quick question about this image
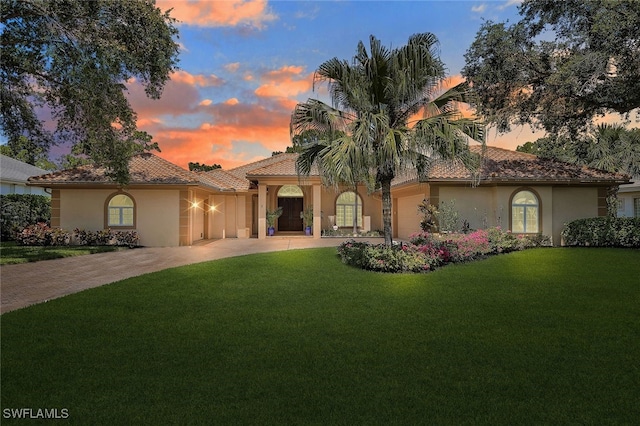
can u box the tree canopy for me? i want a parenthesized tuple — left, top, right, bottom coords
(1, 0, 180, 184)
(292, 33, 484, 246)
(516, 124, 640, 176)
(462, 0, 640, 136)
(188, 162, 222, 172)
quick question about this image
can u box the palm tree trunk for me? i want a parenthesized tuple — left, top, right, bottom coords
(381, 178, 393, 247)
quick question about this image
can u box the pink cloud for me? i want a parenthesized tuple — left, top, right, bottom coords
(171, 70, 224, 87)
(156, 0, 277, 29)
(254, 66, 313, 99)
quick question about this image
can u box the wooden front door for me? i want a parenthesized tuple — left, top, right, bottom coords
(278, 197, 303, 231)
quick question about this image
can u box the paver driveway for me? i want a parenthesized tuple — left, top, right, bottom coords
(1, 237, 380, 314)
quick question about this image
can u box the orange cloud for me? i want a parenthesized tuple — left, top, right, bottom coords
(156, 0, 277, 29)
(171, 70, 223, 87)
(254, 66, 313, 99)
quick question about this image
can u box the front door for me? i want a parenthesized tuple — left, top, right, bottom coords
(278, 197, 303, 231)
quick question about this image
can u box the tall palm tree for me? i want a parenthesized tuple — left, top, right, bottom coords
(291, 33, 485, 247)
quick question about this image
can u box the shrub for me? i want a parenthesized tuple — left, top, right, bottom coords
(15, 223, 71, 246)
(113, 230, 140, 248)
(0, 194, 51, 241)
(336, 240, 371, 269)
(339, 227, 553, 273)
(73, 229, 140, 247)
(562, 217, 640, 248)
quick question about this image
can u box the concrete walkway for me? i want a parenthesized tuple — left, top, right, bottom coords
(0, 237, 381, 314)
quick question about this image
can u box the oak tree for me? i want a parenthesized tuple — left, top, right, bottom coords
(1, 0, 180, 184)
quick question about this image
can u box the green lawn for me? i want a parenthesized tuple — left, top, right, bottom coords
(1, 247, 639, 424)
(0, 241, 124, 264)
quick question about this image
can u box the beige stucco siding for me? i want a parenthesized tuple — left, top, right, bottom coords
(59, 189, 110, 231)
(59, 188, 181, 247)
(438, 186, 502, 230)
(209, 194, 229, 238)
(191, 193, 205, 242)
(396, 194, 426, 239)
(552, 186, 598, 245)
(136, 189, 181, 247)
(437, 185, 554, 238)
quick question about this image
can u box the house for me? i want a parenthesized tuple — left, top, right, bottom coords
(0, 154, 50, 196)
(617, 177, 640, 218)
(27, 146, 630, 247)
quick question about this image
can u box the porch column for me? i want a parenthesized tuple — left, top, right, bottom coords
(312, 184, 321, 239)
(258, 183, 267, 239)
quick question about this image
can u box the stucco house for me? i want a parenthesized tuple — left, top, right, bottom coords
(0, 154, 50, 196)
(617, 177, 640, 218)
(27, 145, 630, 247)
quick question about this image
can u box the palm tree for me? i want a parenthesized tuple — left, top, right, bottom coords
(586, 124, 640, 176)
(291, 33, 485, 247)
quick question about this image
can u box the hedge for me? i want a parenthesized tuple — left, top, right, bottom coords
(0, 194, 51, 241)
(561, 217, 640, 248)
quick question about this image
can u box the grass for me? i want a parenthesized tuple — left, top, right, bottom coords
(1, 247, 639, 424)
(0, 241, 124, 264)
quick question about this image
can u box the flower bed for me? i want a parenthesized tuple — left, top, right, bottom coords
(337, 228, 552, 273)
(15, 223, 140, 248)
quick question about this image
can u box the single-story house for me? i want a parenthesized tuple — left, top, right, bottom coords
(27, 145, 630, 246)
(1, 154, 50, 196)
(617, 177, 640, 218)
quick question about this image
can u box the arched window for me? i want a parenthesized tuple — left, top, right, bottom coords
(336, 191, 362, 227)
(277, 185, 303, 197)
(106, 193, 135, 227)
(511, 190, 539, 233)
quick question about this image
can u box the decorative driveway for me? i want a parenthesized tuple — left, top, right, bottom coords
(0, 237, 381, 314)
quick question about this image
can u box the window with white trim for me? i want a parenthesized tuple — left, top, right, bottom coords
(511, 190, 539, 233)
(108, 194, 135, 227)
(336, 191, 362, 227)
(634, 198, 640, 218)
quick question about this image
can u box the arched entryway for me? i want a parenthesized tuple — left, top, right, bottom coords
(277, 185, 304, 231)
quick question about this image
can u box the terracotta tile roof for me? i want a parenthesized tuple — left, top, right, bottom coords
(198, 169, 252, 191)
(245, 155, 319, 177)
(28, 153, 215, 187)
(27, 146, 630, 191)
(425, 145, 630, 184)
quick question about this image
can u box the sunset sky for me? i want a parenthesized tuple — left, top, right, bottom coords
(119, 0, 540, 169)
(32, 0, 627, 170)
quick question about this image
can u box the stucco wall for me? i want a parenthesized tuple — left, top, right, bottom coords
(552, 186, 598, 245)
(438, 185, 555, 240)
(59, 188, 181, 247)
(396, 194, 426, 239)
(438, 186, 502, 230)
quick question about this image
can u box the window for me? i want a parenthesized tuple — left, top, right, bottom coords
(511, 190, 539, 233)
(107, 194, 135, 227)
(336, 191, 362, 227)
(277, 185, 303, 197)
(635, 198, 640, 218)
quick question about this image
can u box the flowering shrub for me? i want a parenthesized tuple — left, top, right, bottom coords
(73, 228, 140, 247)
(113, 230, 140, 247)
(339, 227, 552, 273)
(15, 223, 71, 246)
